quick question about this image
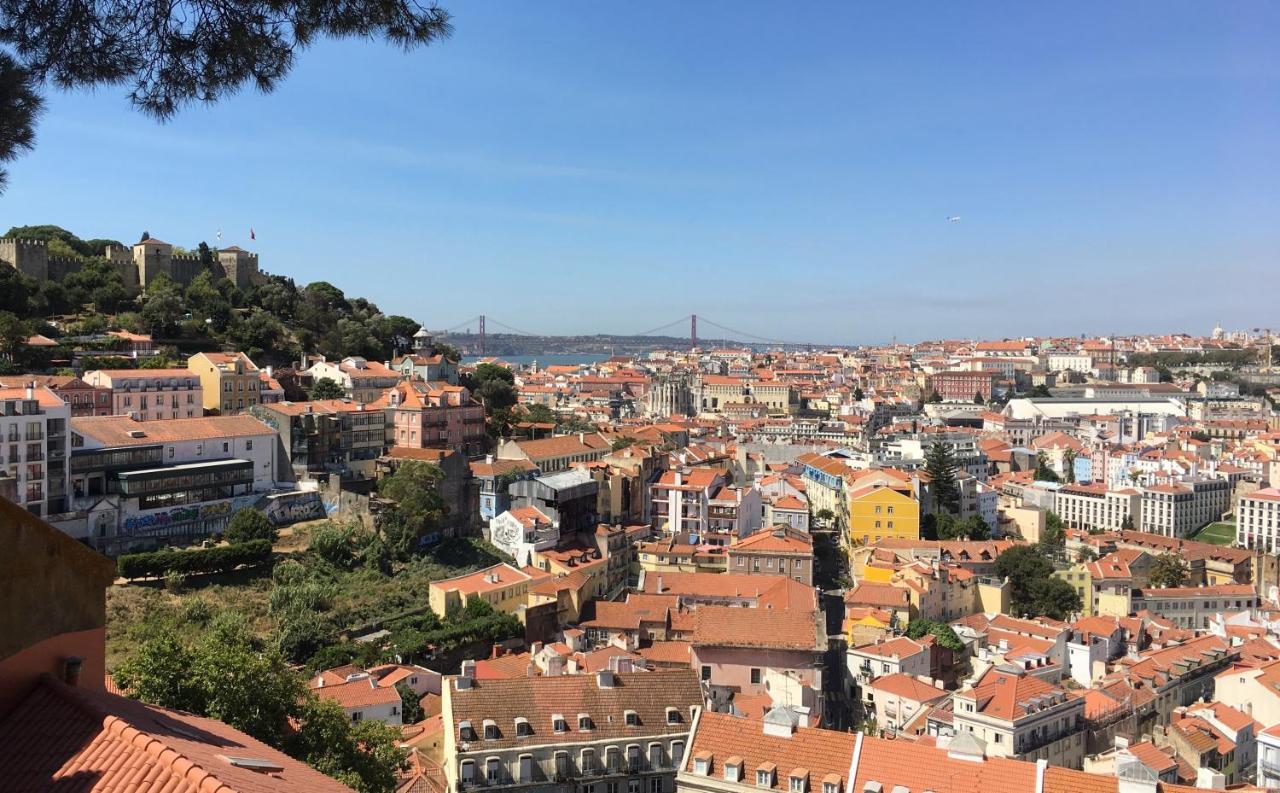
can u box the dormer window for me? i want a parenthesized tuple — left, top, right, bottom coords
(552, 714, 567, 733)
(666, 707, 681, 724)
(482, 719, 499, 740)
(724, 756, 744, 783)
(578, 713, 593, 731)
(514, 717, 532, 737)
(459, 720, 476, 741)
(694, 752, 712, 776)
(757, 763, 776, 788)
(821, 776, 840, 793)
(789, 770, 808, 793)
(625, 710, 640, 727)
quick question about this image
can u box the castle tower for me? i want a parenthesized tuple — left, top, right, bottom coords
(216, 246, 259, 290)
(0, 238, 49, 280)
(132, 238, 174, 288)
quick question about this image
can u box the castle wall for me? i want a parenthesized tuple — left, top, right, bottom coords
(0, 238, 49, 280)
(168, 254, 205, 287)
(46, 257, 83, 281)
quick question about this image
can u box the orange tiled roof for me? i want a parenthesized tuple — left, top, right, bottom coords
(72, 414, 272, 445)
(0, 673, 353, 792)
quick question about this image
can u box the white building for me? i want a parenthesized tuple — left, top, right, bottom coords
(0, 384, 71, 519)
(488, 504, 559, 565)
(68, 414, 279, 554)
(1237, 487, 1280, 553)
(1052, 484, 1140, 532)
(1139, 477, 1230, 538)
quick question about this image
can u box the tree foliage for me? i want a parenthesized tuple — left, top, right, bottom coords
(905, 619, 965, 652)
(924, 441, 960, 514)
(225, 507, 279, 544)
(993, 544, 1080, 620)
(310, 377, 347, 400)
(1148, 553, 1189, 588)
(117, 540, 273, 580)
(378, 460, 448, 558)
(114, 617, 405, 792)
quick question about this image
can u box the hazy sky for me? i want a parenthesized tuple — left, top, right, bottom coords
(4, 2, 1277, 345)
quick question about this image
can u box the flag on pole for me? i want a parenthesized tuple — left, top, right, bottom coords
(250, 228, 256, 241)
(216, 229, 222, 242)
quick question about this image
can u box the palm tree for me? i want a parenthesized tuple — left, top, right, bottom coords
(1063, 449, 1077, 484)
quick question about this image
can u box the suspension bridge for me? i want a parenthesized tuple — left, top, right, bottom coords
(435, 314, 816, 355)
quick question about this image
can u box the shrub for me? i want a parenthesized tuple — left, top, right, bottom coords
(225, 507, 278, 544)
(117, 540, 272, 580)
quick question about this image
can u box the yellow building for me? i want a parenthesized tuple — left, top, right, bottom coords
(1054, 563, 1093, 616)
(847, 483, 920, 546)
(427, 562, 547, 619)
(187, 351, 261, 415)
(636, 537, 728, 575)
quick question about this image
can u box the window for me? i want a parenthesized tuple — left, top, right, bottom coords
(648, 779, 661, 793)
(725, 763, 742, 783)
(789, 776, 806, 793)
(515, 718, 532, 737)
(553, 715, 568, 733)
(581, 749, 597, 774)
(757, 769, 774, 787)
(701, 665, 712, 681)
(461, 760, 475, 783)
(578, 714, 593, 731)
(750, 668, 761, 685)
(694, 757, 710, 776)
(351, 712, 362, 723)
(222, 442, 229, 453)
(666, 708, 680, 725)
(554, 752, 569, 779)
(887, 506, 894, 514)
(483, 720, 499, 740)
(606, 747, 620, 773)
(628, 781, 640, 793)
(823, 783, 839, 793)
(486, 758, 501, 784)
(671, 741, 684, 768)
(625, 710, 640, 727)
(246, 439, 253, 450)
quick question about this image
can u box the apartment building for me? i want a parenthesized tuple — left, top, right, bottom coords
(497, 433, 612, 474)
(187, 351, 262, 415)
(82, 368, 202, 421)
(847, 481, 919, 546)
(429, 562, 548, 618)
(725, 526, 813, 586)
(305, 356, 401, 403)
(846, 636, 933, 706)
(1130, 584, 1258, 630)
(443, 667, 701, 793)
(951, 667, 1085, 768)
(250, 399, 387, 481)
(705, 485, 762, 538)
(68, 414, 277, 553)
(1237, 486, 1280, 553)
(929, 370, 1000, 401)
(376, 379, 488, 456)
(0, 384, 71, 518)
(0, 374, 112, 417)
(1138, 477, 1230, 538)
(649, 468, 727, 536)
(1053, 484, 1140, 532)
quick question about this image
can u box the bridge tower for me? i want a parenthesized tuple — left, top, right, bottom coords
(691, 314, 697, 352)
(479, 315, 486, 357)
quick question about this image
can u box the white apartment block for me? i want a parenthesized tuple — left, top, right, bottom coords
(1052, 484, 1140, 532)
(1, 385, 72, 518)
(1139, 477, 1230, 538)
(1237, 487, 1280, 553)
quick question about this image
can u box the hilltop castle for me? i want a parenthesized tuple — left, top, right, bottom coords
(0, 235, 262, 290)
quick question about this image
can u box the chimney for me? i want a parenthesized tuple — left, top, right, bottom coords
(26, 385, 34, 399)
(63, 656, 82, 687)
(579, 432, 586, 444)
(656, 574, 664, 594)
(491, 644, 502, 660)
(315, 675, 325, 688)
(486, 454, 494, 464)
(531, 641, 544, 656)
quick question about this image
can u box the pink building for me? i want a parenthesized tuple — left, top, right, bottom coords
(372, 380, 487, 456)
(82, 368, 203, 421)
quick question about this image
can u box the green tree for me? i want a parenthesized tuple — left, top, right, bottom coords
(396, 682, 424, 724)
(0, 310, 32, 370)
(116, 619, 405, 792)
(1028, 384, 1053, 398)
(378, 461, 447, 557)
(225, 507, 279, 544)
(227, 308, 298, 366)
(994, 545, 1056, 617)
(140, 276, 186, 337)
(853, 386, 865, 401)
(974, 390, 985, 405)
(926, 389, 942, 403)
(1063, 449, 1078, 484)
(1040, 511, 1065, 547)
(463, 363, 518, 437)
(0, 3, 452, 192)
(1034, 451, 1060, 482)
(905, 619, 965, 652)
(924, 441, 960, 514)
(185, 270, 233, 330)
(523, 403, 557, 424)
(1120, 514, 1135, 530)
(815, 508, 834, 527)
(1028, 577, 1082, 620)
(310, 377, 347, 400)
(1148, 553, 1188, 588)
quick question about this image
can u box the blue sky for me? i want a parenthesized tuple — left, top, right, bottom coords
(3, 2, 1277, 345)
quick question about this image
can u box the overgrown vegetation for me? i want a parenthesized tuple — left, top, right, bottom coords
(117, 540, 273, 580)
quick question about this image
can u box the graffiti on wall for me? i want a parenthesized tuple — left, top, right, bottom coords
(123, 500, 231, 533)
(263, 491, 326, 526)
